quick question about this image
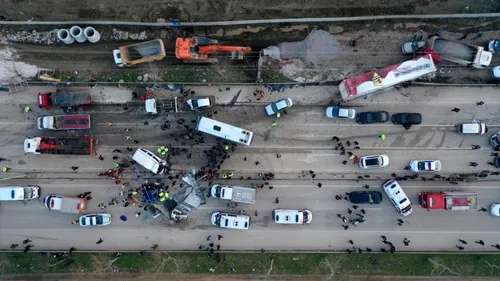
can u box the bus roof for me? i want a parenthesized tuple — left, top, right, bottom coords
(196, 117, 254, 146)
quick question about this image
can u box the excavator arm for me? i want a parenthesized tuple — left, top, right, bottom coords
(175, 37, 252, 62)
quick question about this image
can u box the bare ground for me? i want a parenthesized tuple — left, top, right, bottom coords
(3, 273, 500, 281)
(2, 18, 500, 84)
(0, 0, 499, 22)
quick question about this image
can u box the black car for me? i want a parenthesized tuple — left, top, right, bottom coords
(355, 111, 389, 124)
(348, 191, 383, 204)
(391, 113, 422, 125)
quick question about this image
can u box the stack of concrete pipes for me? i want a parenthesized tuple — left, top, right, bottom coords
(57, 26, 100, 44)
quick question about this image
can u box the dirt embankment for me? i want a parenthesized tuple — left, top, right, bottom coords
(0, 0, 499, 22)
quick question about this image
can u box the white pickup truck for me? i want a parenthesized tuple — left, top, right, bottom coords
(211, 184, 256, 204)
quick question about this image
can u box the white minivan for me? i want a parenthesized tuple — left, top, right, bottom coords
(382, 180, 412, 216)
(0, 186, 40, 201)
(132, 148, 168, 174)
(456, 122, 487, 135)
(211, 212, 250, 230)
(273, 209, 313, 224)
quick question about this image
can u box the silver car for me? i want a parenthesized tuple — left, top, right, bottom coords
(265, 98, 293, 116)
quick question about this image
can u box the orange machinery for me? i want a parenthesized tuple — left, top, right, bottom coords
(175, 37, 252, 63)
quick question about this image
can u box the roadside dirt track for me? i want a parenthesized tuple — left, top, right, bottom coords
(0, 0, 499, 22)
(4, 273, 499, 281)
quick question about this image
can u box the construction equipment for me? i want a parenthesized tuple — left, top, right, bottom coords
(175, 37, 251, 63)
(113, 39, 166, 67)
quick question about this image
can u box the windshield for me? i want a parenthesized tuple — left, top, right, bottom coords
(417, 162, 425, 170)
(95, 216, 103, 225)
(214, 214, 221, 226)
(214, 186, 221, 197)
(495, 40, 500, 51)
(23, 187, 33, 198)
(191, 100, 199, 108)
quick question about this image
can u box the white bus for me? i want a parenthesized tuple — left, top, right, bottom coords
(196, 117, 254, 146)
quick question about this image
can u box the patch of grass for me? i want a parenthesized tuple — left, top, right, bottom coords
(161, 66, 253, 83)
(259, 71, 294, 83)
(3, 252, 500, 277)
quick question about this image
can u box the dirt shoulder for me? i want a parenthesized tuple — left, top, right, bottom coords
(0, 0, 498, 22)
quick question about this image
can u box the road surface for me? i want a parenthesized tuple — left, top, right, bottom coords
(0, 85, 499, 252)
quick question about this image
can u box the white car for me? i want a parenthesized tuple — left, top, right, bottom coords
(325, 106, 355, 119)
(409, 160, 442, 172)
(211, 212, 249, 230)
(491, 204, 500, 216)
(112, 49, 124, 67)
(265, 98, 293, 116)
(492, 66, 500, 79)
(359, 154, 389, 169)
(185, 97, 213, 111)
(79, 213, 111, 227)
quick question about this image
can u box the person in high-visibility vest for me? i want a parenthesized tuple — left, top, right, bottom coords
(165, 192, 170, 198)
(224, 145, 229, 151)
(349, 154, 355, 160)
(380, 134, 386, 141)
(24, 106, 31, 113)
(114, 163, 121, 168)
(159, 192, 164, 198)
(157, 147, 163, 154)
(2, 166, 9, 172)
(276, 112, 281, 118)
(159, 196, 166, 202)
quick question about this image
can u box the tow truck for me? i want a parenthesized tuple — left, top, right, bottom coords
(24, 136, 97, 155)
(145, 96, 215, 115)
(419, 191, 478, 210)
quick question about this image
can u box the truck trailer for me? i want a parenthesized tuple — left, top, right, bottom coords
(38, 88, 91, 109)
(418, 191, 478, 210)
(339, 54, 437, 101)
(24, 136, 97, 155)
(37, 114, 91, 130)
(210, 184, 256, 204)
(113, 39, 166, 67)
(427, 36, 492, 69)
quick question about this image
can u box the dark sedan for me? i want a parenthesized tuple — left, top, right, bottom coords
(348, 191, 383, 204)
(391, 113, 422, 125)
(356, 111, 389, 124)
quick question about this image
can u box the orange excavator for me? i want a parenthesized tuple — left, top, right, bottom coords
(175, 37, 252, 63)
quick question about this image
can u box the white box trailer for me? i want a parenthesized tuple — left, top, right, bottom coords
(339, 54, 437, 101)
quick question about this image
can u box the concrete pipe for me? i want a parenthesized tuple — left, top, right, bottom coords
(84, 26, 101, 43)
(57, 29, 75, 44)
(70, 26, 87, 43)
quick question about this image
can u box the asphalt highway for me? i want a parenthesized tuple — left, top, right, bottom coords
(0, 85, 499, 252)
